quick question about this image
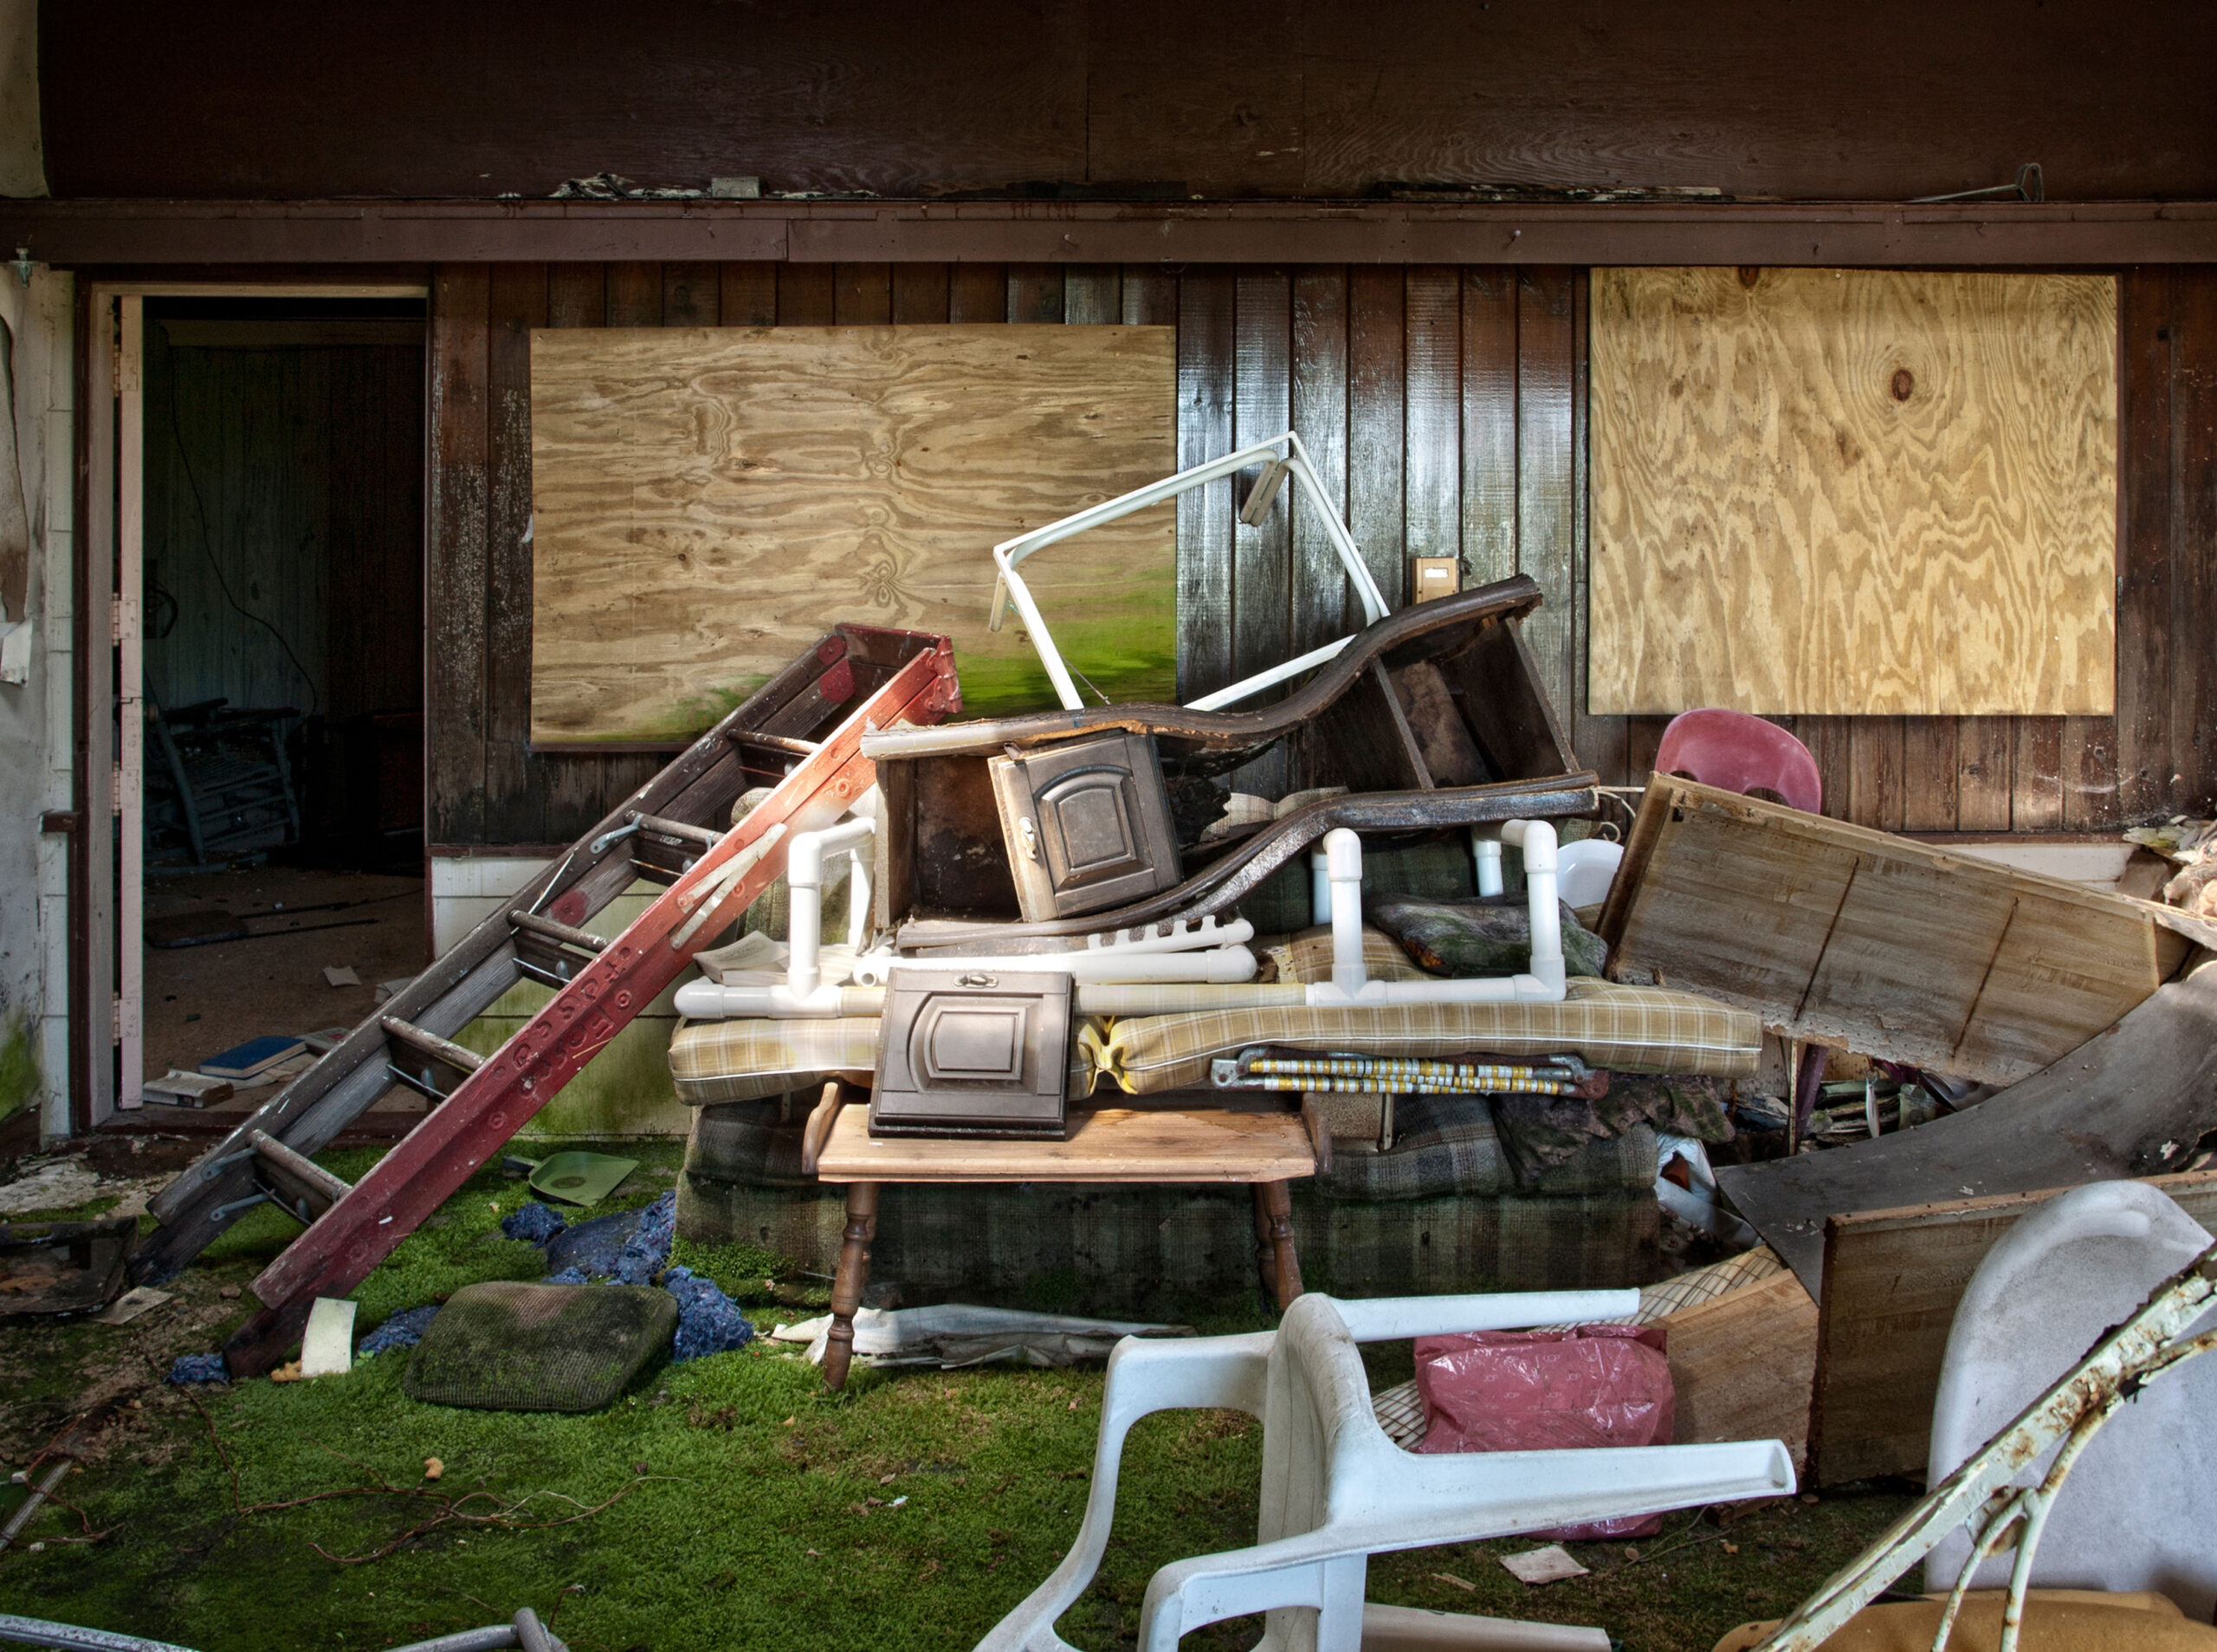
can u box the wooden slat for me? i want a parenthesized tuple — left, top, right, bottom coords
(1404, 266, 1460, 581)
(1231, 268, 1292, 792)
(813, 1103, 1317, 1184)
(2062, 714, 2120, 830)
(1847, 717, 1904, 831)
(2011, 715, 2065, 830)
(2116, 267, 2174, 822)
(1289, 267, 1352, 656)
(1063, 266, 1121, 324)
(1177, 269, 1236, 701)
(1459, 269, 1519, 589)
(1565, 269, 1621, 784)
(1810, 1168, 2217, 1486)
(1955, 715, 2013, 830)
(890, 264, 952, 326)
(834, 262, 891, 325)
(1605, 778, 2193, 1085)
(776, 263, 836, 326)
(605, 261, 662, 326)
(427, 265, 491, 843)
(530, 326, 1177, 741)
(718, 262, 778, 327)
(2174, 268, 2217, 817)
(1120, 267, 1177, 328)
(1516, 268, 1578, 728)
(1790, 716, 1853, 820)
(1590, 269, 2118, 719)
(1007, 264, 1064, 324)
(482, 262, 546, 843)
(949, 264, 1008, 324)
(661, 262, 718, 327)
(540, 266, 611, 834)
(1348, 267, 1406, 639)
(1659, 1270, 1819, 1465)
(1900, 716, 1960, 831)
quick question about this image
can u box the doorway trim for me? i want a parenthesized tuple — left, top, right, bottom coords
(79, 280, 429, 1129)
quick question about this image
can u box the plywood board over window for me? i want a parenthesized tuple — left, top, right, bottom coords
(529, 325, 1176, 746)
(1588, 268, 2117, 718)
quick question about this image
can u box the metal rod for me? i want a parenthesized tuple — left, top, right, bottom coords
(379, 1016, 486, 1073)
(630, 810, 722, 848)
(507, 910, 609, 955)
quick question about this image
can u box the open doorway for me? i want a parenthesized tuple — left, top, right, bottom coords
(131, 294, 428, 1113)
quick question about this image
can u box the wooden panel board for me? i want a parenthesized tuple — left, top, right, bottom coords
(1659, 1270, 1819, 1467)
(529, 324, 1176, 744)
(1589, 268, 2117, 718)
(1600, 778, 2192, 1084)
(1809, 1168, 2217, 1486)
(813, 1102, 1316, 1184)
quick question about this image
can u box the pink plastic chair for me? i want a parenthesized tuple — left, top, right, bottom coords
(1651, 708, 1823, 815)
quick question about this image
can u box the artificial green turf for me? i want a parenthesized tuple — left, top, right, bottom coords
(0, 1141, 1911, 1650)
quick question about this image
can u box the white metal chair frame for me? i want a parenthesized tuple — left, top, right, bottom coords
(977, 1288, 1797, 1652)
(987, 432, 1393, 714)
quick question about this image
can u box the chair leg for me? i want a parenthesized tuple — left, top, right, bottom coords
(823, 1180, 879, 1392)
(1253, 1181, 1303, 1310)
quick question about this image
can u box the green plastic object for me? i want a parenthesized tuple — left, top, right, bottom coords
(525, 1151, 639, 1208)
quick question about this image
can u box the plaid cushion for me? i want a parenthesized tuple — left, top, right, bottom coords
(1090, 978, 1760, 1095)
(667, 1016, 881, 1106)
(1314, 1094, 1658, 1202)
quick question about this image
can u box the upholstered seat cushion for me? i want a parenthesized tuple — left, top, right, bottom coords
(1089, 978, 1761, 1095)
(669, 1016, 879, 1107)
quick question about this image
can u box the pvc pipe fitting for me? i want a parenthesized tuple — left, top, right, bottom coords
(1471, 832, 1504, 898)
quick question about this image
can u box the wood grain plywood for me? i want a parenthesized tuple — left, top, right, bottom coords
(1809, 1169, 2217, 1486)
(1590, 268, 2117, 717)
(529, 324, 1175, 745)
(1602, 779, 2189, 1084)
(813, 1103, 1315, 1184)
(1659, 1270, 1819, 1465)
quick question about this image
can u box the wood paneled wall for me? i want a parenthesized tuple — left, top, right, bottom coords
(426, 261, 2217, 848)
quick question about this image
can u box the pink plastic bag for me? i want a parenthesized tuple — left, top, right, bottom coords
(1414, 1324, 1675, 1539)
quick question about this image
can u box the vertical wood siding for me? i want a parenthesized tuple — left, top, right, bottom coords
(426, 262, 2217, 846)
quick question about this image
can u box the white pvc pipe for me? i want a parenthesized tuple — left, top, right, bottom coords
(673, 979, 885, 1019)
(850, 945, 1257, 988)
(1185, 636, 1356, 713)
(1302, 820, 1565, 1008)
(1331, 1288, 1639, 1342)
(1472, 833, 1504, 898)
(1309, 847, 1332, 926)
(788, 816, 878, 997)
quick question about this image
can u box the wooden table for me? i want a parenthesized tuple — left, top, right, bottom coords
(801, 1085, 1325, 1389)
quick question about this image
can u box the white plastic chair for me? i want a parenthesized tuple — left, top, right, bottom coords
(978, 1289, 1797, 1652)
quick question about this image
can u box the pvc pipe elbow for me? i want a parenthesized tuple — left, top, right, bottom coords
(1324, 828, 1364, 883)
(1499, 818, 1557, 874)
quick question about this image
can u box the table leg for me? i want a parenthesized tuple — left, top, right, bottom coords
(1253, 1181, 1303, 1311)
(823, 1181, 879, 1392)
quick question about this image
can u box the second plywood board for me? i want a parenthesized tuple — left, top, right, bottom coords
(530, 326, 1176, 745)
(1589, 268, 2117, 716)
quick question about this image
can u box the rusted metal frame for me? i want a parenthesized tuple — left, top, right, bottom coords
(1744, 1243, 2217, 1652)
(11, 199, 2217, 268)
(131, 628, 928, 1285)
(222, 642, 958, 1376)
(896, 774, 1600, 950)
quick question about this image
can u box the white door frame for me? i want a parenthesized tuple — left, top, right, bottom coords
(82, 281, 428, 1126)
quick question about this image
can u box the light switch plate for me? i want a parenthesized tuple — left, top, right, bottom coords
(1412, 558, 1461, 603)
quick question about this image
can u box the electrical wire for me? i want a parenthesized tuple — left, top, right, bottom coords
(164, 364, 321, 715)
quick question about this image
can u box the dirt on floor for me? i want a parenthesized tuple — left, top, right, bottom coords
(139, 864, 428, 1114)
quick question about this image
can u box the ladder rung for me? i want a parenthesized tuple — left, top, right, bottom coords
(379, 1015, 485, 1073)
(248, 1130, 352, 1222)
(730, 732, 821, 758)
(508, 909, 609, 953)
(630, 810, 722, 848)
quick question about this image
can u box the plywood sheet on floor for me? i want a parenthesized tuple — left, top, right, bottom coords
(1807, 1168, 2217, 1486)
(529, 324, 1176, 744)
(1600, 778, 2192, 1087)
(1589, 268, 2117, 716)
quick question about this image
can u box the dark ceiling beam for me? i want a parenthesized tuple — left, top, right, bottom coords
(7, 200, 2217, 269)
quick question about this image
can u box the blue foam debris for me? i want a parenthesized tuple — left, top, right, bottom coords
(663, 1265, 754, 1362)
(500, 1201, 569, 1246)
(614, 1191, 676, 1286)
(359, 1304, 442, 1355)
(167, 1353, 229, 1385)
(542, 1267, 590, 1286)
(543, 1205, 642, 1279)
